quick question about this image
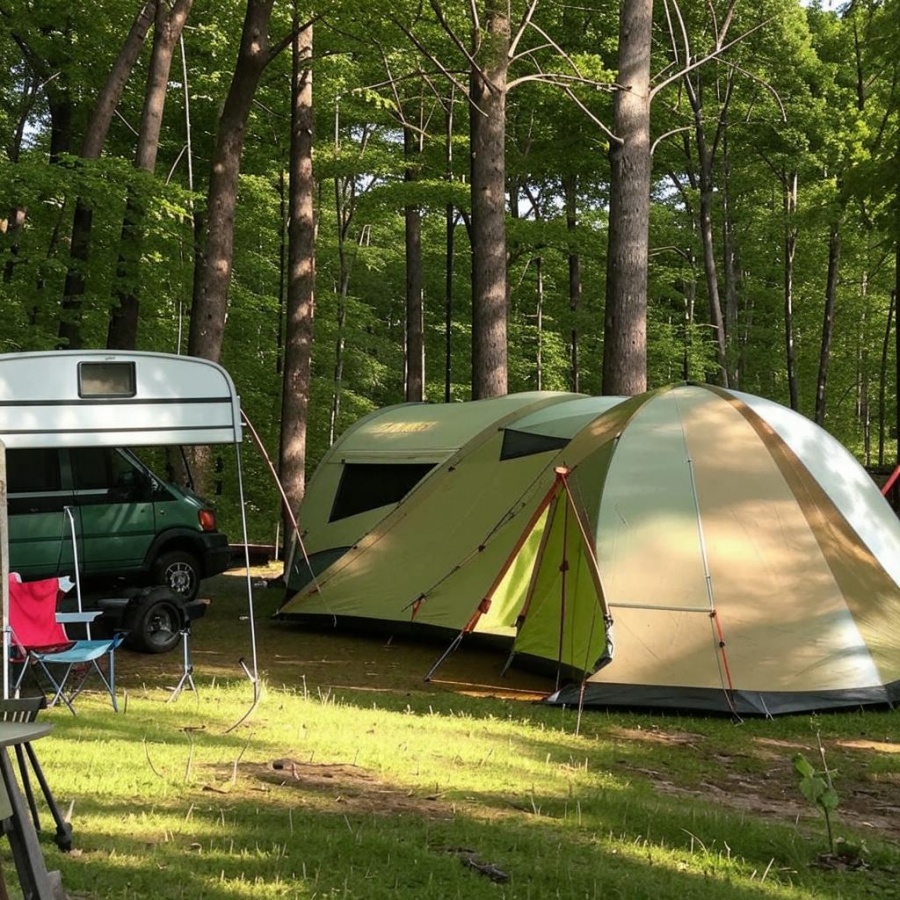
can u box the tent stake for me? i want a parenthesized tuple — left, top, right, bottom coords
(423, 631, 465, 682)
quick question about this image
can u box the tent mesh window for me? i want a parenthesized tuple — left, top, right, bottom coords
(329, 463, 436, 521)
(500, 429, 570, 460)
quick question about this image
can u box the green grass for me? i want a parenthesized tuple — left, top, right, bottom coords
(11, 681, 898, 899)
(5, 568, 899, 898)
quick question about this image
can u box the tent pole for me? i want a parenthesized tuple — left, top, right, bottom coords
(554, 497, 570, 691)
(685, 452, 737, 712)
(473, 471, 566, 623)
(575, 679, 587, 737)
(240, 410, 315, 589)
(64, 506, 87, 631)
(1, 442, 8, 700)
(558, 473, 614, 632)
(224, 438, 261, 734)
(237, 443, 258, 684)
(423, 630, 465, 682)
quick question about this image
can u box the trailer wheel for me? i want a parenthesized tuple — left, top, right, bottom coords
(125, 590, 183, 654)
(154, 549, 201, 601)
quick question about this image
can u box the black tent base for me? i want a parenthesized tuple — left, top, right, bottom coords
(546, 680, 900, 718)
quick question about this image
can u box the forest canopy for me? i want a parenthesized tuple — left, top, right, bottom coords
(1, 0, 898, 543)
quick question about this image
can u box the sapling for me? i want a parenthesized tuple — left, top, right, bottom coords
(792, 729, 870, 864)
(793, 748, 839, 855)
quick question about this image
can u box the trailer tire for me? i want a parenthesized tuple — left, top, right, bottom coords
(125, 590, 184, 654)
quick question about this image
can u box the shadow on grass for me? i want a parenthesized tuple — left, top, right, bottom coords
(40, 752, 900, 900)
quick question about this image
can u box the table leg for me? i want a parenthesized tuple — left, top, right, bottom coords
(0, 747, 55, 900)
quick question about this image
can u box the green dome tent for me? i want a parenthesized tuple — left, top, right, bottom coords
(278, 384, 900, 715)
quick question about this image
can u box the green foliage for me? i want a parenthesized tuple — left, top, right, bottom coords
(793, 738, 840, 855)
(2, 0, 900, 542)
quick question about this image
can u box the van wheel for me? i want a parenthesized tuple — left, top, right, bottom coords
(126, 593, 183, 654)
(154, 550, 201, 601)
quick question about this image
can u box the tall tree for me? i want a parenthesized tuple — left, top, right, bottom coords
(403, 120, 425, 401)
(468, 0, 510, 398)
(107, 0, 193, 349)
(188, 0, 296, 364)
(279, 20, 315, 544)
(57, 0, 157, 349)
(602, 0, 652, 396)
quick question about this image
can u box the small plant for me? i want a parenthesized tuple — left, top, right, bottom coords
(793, 733, 867, 869)
(793, 743, 839, 855)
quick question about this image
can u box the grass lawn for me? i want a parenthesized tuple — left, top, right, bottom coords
(6, 566, 899, 899)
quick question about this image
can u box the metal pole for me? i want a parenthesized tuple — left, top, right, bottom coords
(1, 440, 9, 700)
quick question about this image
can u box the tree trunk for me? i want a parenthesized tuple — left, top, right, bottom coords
(602, 0, 652, 396)
(57, 0, 157, 350)
(108, 0, 193, 350)
(858, 270, 870, 465)
(783, 170, 799, 411)
(535, 255, 544, 390)
(564, 174, 581, 393)
(443, 95, 456, 403)
(188, 0, 281, 364)
(469, 1, 510, 399)
(721, 128, 740, 387)
(279, 21, 315, 547)
(815, 221, 841, 426)
(329, 174, 353, 445)
(404, 125, 425, 401)
(878, 288, 894, 468)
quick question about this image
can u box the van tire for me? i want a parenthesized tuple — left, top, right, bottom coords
(154, 549, 201, 600)
(126, 592, 183, 654)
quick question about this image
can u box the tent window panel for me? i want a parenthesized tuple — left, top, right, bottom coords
(500, 429, 570, 460)
(329, 463, 436, 522)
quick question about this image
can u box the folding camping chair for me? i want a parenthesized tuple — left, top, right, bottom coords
(7, 575, 123, 715)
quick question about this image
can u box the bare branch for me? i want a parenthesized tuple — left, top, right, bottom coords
(517, 18, 585, 79)
(661, 0, 690, 70)
(509, 0, 539, 60)
(651, 125, 694, 156)
(507, 71, 617, 92)
(561, 84, 620, 143)
(428, 0, 482, 75)
(650, 19, 771, 100)
(390, 15, 471, 100)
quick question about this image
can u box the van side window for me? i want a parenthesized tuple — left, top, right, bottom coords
(6, 448, 61, 493)
(72, 445, 147, 493)
(70, 447, 114, 491)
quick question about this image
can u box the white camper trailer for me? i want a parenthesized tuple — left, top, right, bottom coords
(0, 351, 258, 699)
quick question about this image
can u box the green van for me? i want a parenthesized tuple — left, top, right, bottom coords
(6, 444, 230, 632)
(0, 349, 246, 655)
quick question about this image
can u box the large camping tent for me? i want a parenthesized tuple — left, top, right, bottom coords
(278, 384, 900, 715)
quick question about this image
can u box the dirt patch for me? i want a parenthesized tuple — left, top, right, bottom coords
(233, 759, 453, 820)
(609, 725, 900, 844)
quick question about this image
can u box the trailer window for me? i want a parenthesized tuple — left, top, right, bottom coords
(78, 361, 136, 398)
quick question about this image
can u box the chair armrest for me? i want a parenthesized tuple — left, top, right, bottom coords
(55, 611, 104, 624)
